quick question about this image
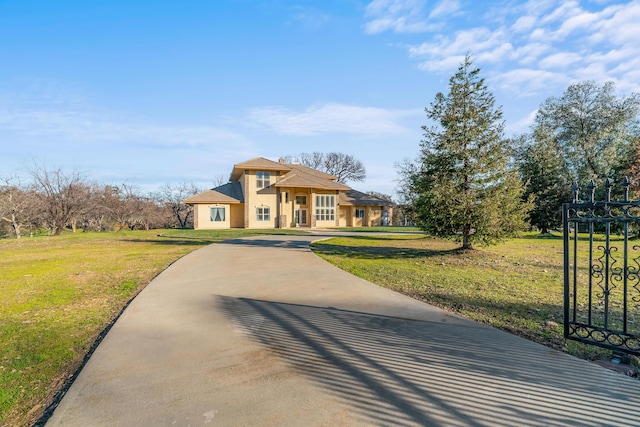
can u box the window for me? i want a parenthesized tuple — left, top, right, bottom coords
(256, 171, 270, 189)
(295, 195, 307, 205)
(210, 207, 225, 222)
(256, 206, 270, 222)
(355, 209, 365, 219)
(282, 191, 289, 203)
(315, 195, 335, 221)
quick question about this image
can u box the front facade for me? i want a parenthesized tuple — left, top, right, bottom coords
(184, 157, 394, 230)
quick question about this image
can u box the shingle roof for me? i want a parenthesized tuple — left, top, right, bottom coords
(338, 189, 395, 206)
(275, 169, 350, 190)
(230, 157, 291, 180)
(286, 163, 337, 180)
(183, 182, 244, 204)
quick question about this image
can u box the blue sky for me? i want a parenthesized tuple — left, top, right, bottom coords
(1, 0, 639, 196)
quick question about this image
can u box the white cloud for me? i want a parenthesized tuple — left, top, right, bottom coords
(363, 0, 463, 34)
(364, 0, 430, 34)
(409, 27, 514, 71)
(429, 0, 461, 19)
(247, 103, 415, 136)
(538, 51, 583, 69)
(512, 15, 537, 33)
(0, 105, 245, 147)
(495, 68, 569, 97)
(506, 108, 538, 134)
(0, 83, 250, 149)
(588, 1, 640, 45)
(377, 0, 640, 101)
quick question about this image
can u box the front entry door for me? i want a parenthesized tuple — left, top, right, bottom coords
(294, 209, 308, 226)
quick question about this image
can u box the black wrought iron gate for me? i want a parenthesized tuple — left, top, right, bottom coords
(563, 179, 640, 355)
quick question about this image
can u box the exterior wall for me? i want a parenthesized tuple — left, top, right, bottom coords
(368, 207, 382, 227)
(277, 190, 292, 228)
(230, 204, 245, 228)
(243, 171, 249, 228)
(245, 170, 278, 228)
(193, 204, 232, 230)
(339, 205, 389, 227)
(338, 206, 348, 227)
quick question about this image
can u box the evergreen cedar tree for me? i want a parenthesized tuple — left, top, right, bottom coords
(412, 55, 530, 249)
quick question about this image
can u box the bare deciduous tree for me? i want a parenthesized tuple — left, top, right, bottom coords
(159, 182, 201, 228)
(212, 173, 228, 187)
(28, 163, 89, 235)
(285, 152, 366, 184)
(0, 176, 37, 239)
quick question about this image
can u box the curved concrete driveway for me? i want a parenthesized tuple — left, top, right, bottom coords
(46, 234, 640, 426)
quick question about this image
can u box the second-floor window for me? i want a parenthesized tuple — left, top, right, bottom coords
(256, 171, 270, 189)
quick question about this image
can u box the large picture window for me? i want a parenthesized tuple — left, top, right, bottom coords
(256, 171, 270, 189)
(210, 207, 225, 222)
(315, 195, 335, 221)
(256, 206, 271, 222)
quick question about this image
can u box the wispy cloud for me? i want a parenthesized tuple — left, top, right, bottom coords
(247, 103, 416, 136)
(429, 0, 462, 19)
(0, 81, 249, 148)
(364, 0, 640, 97)
(364, 0, 432, 34)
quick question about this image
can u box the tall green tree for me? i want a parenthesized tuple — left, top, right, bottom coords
(516, 131, 572, 234)
(534, 81, 640, 185)
(412, 55, 529, 249)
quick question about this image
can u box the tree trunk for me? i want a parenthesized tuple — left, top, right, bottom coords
(462, 225, 472, 249)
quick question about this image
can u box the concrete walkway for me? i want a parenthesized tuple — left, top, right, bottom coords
(45, 234, 640, 426)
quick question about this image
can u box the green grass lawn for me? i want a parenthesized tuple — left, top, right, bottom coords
(2, 228, 631, 425)
(311, 233, 615, 362)
(0, 228, 305, 427)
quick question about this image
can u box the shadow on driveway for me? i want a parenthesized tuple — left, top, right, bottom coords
(217, 296, 640, 427)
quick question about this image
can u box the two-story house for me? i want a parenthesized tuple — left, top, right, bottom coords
(183, 157, 394, 229)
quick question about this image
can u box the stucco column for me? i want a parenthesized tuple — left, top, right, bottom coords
(310, 191, 316, 228)
(335, 190, 339, 226)
(243, 171, 250, 229)
(276, 190, 281, 228)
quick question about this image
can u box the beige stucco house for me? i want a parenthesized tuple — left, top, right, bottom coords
(183, 157, 394, 230)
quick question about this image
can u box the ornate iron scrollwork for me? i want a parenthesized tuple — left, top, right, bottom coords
(564, 178, 640, 355)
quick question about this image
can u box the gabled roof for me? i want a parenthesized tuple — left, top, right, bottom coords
(229, 157, 291, 180)
(183, 182, 244, 204)
(275, 169, 350, 190)
(338, 189, 395, 206)
(286, 163, 337, 181)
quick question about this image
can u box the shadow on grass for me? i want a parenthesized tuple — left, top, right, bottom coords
(312, 242, 464, 260)
(123, 238, 217, 246)
(409, 290, 565, 345)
